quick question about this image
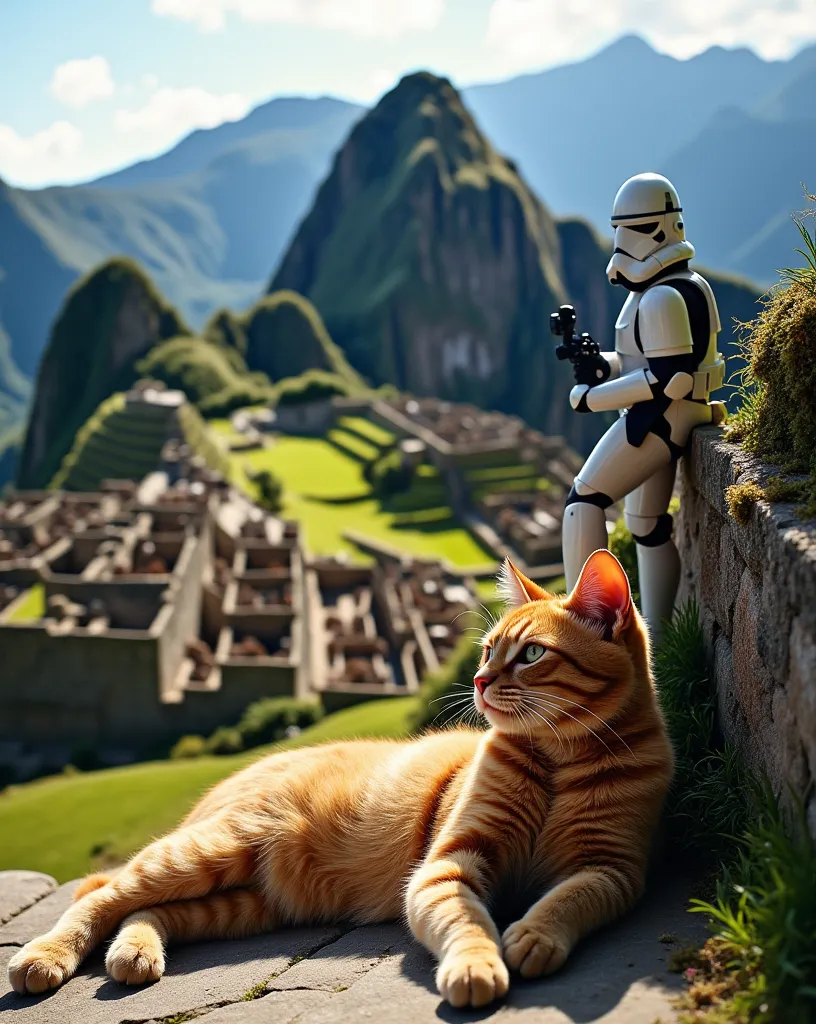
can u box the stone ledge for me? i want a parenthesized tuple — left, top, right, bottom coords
(0, 869, 703, 1023)
(678, 425, 816, 830)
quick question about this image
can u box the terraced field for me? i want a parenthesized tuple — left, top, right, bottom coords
(52, 393, 228, 490)
(221, 427, 493, 567)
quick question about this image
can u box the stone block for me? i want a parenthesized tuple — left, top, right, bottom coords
(0, 880, 79, 946)
(713, 520, 745, 639)
(730, 569, 776, 776)
(712, 635, 740, 749)
(0, 872, 56, 926)
(788, 614, 816, 785)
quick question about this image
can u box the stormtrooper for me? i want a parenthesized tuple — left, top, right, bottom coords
(560, 172, 725, 634)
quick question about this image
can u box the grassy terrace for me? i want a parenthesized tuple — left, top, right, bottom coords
(211, 419, 493, 567)
(0, 698, 419, 882)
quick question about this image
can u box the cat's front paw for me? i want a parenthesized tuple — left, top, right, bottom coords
(502, 920, 570, 978)
(436, 945, 509, 1008)
(7, 939, 78, 994)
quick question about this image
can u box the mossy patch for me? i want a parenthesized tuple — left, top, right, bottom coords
(724, 481, 765, 526)
(727, 203, 816, 517)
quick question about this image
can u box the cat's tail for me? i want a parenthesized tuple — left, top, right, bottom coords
(105, 888, 277, 985)
(73, 873, 115, 901)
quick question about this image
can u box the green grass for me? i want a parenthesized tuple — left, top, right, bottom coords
(230, 435, 493, 566)
(4, 584, 45, 623)
(0, 697, 419, 882)
(326, 426, 380, 462)
(335, 415, 395, 448)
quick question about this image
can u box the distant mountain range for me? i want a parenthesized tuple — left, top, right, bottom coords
(3, 34, 812, 474)
(19, 73, 761, 488)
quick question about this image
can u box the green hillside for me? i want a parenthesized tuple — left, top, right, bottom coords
(0, 697, 417, 882)
(244, 290, 365, 387)
(52, 392, 228, 492)
(17, 258, 188, 489)
(138, 335, 275, 417)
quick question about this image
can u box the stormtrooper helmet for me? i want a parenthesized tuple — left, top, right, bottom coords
(606, 173, 694, 288)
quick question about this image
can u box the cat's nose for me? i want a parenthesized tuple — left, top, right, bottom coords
(474, 670, 497, 694)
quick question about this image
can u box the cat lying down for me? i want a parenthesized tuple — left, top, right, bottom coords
(8, 551, 673, 1008)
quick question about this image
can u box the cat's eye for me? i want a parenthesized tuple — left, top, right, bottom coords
(483, 646, 492, 660)
(522, 643, 546, 664)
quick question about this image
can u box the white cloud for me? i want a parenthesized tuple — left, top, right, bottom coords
(50, 56, 115, 108)
(151, 0, 444, 37)
(0, 121, 83, 185)
(487, 0, 816, 72)
(114, 86, 251, 148)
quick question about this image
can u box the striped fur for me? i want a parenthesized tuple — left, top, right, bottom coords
(8, 552, 672, 1009)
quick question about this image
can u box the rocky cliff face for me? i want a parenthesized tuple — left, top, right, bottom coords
(269, 73, 584, 441)
(18, 258, 187, 488)
(269, 73, 757, 454)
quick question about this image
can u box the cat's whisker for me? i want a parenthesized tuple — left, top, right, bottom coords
(522, 695, 626, 765)
(537, 692, 640, 763)
(517, 700, 565, 752)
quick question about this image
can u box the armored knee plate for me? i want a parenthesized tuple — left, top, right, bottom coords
(627, 512, 674, 547)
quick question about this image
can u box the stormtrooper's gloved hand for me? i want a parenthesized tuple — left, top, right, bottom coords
(573, 353, 612, 387)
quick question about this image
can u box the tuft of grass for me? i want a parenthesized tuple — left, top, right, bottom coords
(655, 602, 751, 861)
(656, 605, 816, 1022)
(678, 784, 816, 1024)
(724, 481, 764, 526)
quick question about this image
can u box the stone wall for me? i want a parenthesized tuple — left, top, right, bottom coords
(676, 425, 816, 832)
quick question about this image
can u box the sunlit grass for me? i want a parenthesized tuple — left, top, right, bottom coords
(0, 698, 419, 882)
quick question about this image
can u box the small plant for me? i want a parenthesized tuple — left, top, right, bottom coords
(254, 468, 283, 512)
(236, 697, 322, 749)
(169, 734, 207, 759)
(204, 726, 244, 756)
(724, 481, 764, 526)
(778, 190, 816, 295)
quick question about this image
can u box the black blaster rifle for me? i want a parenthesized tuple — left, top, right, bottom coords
(549, 304, 609, 386)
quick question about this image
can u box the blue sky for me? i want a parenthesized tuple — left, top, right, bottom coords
(2, 0, 816, 188)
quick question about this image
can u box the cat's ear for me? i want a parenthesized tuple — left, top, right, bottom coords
(564, 549, 632, 640)
(497, 558, 550, 608)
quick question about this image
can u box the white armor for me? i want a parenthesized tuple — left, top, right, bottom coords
(562, 173, 726, 636)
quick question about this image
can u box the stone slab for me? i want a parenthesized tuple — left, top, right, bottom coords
(0, 926, 342, 1024)
(0, 872, 57, 926)
(268, 922, 409, 993)
(201, 988, 333, 1024)
(0, 881, 80, 946)
(0, 872, 702, 1023)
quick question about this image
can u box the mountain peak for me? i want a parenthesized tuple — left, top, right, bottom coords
(349, 69, 496, 187)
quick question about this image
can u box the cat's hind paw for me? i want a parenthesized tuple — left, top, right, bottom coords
(502, 921, 570, 978)
(7, 939, 78, 994)
(106, 923, 165, 985)
(436, 946, 509, 1008)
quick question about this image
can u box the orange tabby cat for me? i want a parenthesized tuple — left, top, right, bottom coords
(8, 550, 673, 1008)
